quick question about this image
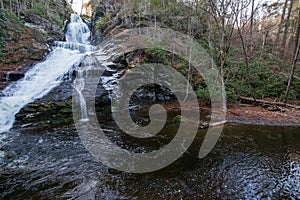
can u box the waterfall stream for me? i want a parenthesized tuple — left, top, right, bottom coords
(0, 14, 92, 133)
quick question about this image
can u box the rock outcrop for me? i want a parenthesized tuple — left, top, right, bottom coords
(90, 1, 191, 105)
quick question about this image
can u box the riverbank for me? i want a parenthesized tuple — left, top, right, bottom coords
(163, 99, 300, 127)
(226, 103, 300, 126)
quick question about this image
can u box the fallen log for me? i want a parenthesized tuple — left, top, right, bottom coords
(210, 120, 227, 127)
(200, 120, 227, 129)
(239, 96, 300, 109)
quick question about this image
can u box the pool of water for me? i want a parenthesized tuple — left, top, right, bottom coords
(0, 109, 299, 199)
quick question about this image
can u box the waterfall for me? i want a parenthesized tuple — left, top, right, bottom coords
(73, 68, 89, 122)
(0, 14, 92, 133)
(65, 14, 91, 44)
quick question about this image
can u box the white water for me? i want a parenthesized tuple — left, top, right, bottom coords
(66, 14, 90, 44)
(0, 14, 92, 133)
(73, 68, 89, 122)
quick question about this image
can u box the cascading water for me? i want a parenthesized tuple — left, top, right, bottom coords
(0, 14, 92, 133)
(65, 14, 91, 44)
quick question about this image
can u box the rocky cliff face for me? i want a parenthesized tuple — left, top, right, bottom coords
(90, 1, 183, 104)
(0, 0, 71, 90)
(90, 0, 158, 44)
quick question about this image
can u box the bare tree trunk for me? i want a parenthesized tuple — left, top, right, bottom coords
(237, 25, 256, 102)
(249, 0, 255, 52)
(207, 4, 214, 51)
(16, 0, 20, 16)
(274, 0, 288, 48)
(10, 0, 12, 12)
(260, 16, 268, 51)
(0, 0, 4, 9)
(284, 8, 300, 103)
(184, 9, 194, 102)
(281, 0, 294, 57)
(239, 2, 243, 26)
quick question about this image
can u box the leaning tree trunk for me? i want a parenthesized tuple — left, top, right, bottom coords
(284, 8, 300, 103)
